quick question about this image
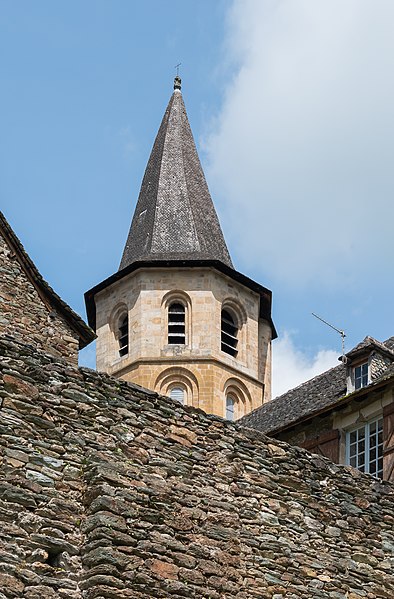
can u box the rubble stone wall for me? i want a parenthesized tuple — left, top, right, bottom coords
(0, 336, 393, 599)
(0, 232, 79, 364)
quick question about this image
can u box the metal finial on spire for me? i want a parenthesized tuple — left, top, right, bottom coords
(174, 63, 181, 90)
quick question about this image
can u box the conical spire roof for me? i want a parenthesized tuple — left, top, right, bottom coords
(119, 78, 233, 270)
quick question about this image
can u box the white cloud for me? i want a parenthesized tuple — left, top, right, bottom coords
(272, 331, 338, 398)
(206, 0, 394, 287)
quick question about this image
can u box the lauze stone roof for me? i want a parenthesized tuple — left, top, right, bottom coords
(119, 82, 233, 270)
(0, 335, 393, 598)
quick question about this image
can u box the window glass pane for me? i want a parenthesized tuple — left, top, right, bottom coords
(346, 417, 384, 478)
(170, 387, 184, 404)
(226, 395, 235, 421)
(354, 363, 368, 389)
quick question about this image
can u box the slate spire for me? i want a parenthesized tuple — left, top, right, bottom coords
(119, 78, 233, 270)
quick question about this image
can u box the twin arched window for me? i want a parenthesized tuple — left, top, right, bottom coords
(221, 309, 238, 357)
(168, 302, 186, 345)
(166, 302, 240, 356)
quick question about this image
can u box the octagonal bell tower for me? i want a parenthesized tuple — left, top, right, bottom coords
(85, 77, 276, 419)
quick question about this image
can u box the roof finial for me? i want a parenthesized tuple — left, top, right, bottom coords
(174, 63, 181, 90)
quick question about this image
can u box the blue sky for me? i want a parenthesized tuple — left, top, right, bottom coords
(2, 1, 394, 397)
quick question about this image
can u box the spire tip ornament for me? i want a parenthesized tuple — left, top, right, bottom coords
(174, 75, 181, 90)
(174, 63, 181, 90)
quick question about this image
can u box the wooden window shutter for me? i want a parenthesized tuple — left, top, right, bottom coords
(383, 402, 394, 482)
(301, 429, 340, 463)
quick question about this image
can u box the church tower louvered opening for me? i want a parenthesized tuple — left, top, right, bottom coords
(85, 77, 276, 420)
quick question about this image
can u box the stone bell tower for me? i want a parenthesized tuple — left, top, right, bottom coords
(85, 77, 276, 419)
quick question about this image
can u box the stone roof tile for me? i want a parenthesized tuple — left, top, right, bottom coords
(346, 335, 394, 360)
(119, 80, 233, 270)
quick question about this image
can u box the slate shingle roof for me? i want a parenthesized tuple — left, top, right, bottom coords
(383, 336, 394, 352)
(240, 363, 347, 434)
(240, 337, 394, 435)
(119, 80, 233, 270)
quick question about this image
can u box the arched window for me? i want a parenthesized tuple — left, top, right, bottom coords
(169, 386, 185, 404)
(168, 302, 185, 344)
(221, 309, 238, 357)
(118, 314, 129, 357)
(226, 395, 236, 421)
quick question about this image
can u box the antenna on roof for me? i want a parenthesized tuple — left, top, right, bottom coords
(312, 312, 347, 363)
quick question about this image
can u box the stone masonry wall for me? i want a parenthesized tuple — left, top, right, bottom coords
(370, 351, 393, 380)
(0, 335, 393, 599)
(94, 267, 271, 418)
(0, 232, 79, 364)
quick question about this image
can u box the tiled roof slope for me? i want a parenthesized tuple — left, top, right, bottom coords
(384, 335, 394, 351)
(119, 80, 233, 270)
(240, 337, 394, 434)
(240, 363, 347, 434)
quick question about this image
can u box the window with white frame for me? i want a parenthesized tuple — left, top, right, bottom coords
(169, 386, 185, 404)
(354, 362, 368, 390)
(346, 417, 383, 478)
(226, 394, 236, 421)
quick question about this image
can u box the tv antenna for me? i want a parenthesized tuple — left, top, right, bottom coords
(312, 312, 347, 362)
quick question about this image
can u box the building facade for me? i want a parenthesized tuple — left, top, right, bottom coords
(241, 335, 394, 482)
(85, 78, 276, 419)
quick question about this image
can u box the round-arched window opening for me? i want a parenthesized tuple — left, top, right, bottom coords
(221, 309, 238, 357)
(169, 386, 185, 405)
(168, 302, 186, 345)
(226, 394, 236, 421)
(118, 314, 129, 357)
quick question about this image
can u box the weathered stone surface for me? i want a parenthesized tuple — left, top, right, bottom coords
(0, 229, 84, 365)
(0, 335, 393, 598)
